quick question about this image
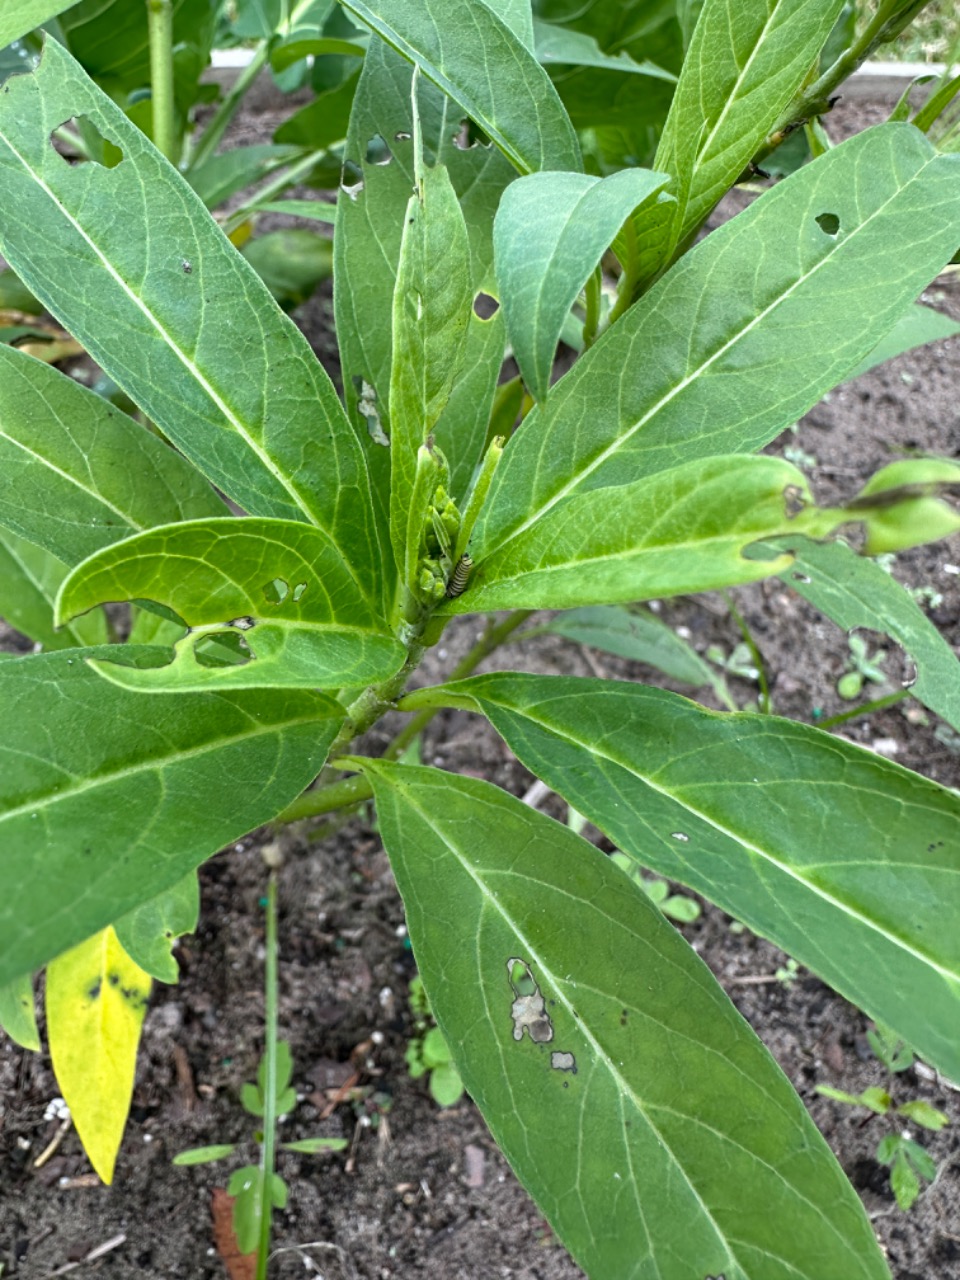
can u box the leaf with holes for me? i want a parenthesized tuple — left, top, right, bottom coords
(362, 760, 890, 1280)
(0, 38, 382, 604)
(475, 125, 960, 559)
(403, 673, 960, 1083)
(56, 519, 405, 692)
(339, 0, 581, 175)
(0, 647, 342, 986)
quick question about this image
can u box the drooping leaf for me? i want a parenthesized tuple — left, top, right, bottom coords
(273, 67, 361, 146)
(0, 527, 107, 649)
(0, 38, 381, 601)
(447, 453, 960, 613)
(56, 518, 405, 692)
(0, 345, 226, 567)
(843, 303, 960, 382)
(334, 39, 512, 540)
(339, 0, 581, 174)
(185, 144, 304, 210)
(362, 759, 890, 1280)
(0, 972, 40, 1051)
(46, 926, 152, 1183)
(0, 647, 342, 985)
(655, 0, 846, 249)
(113, 872, 200, 984)
(753, 534, 960, 733)
(533, 18, 677, 81)
(408, 673, 960, 1082)
(476, 125, 960, 558)
(493, 168, 669, 402)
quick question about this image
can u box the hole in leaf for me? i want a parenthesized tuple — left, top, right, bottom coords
(292, 582, 307, 601)
(364, 133, 393, 165)
(194, 631, 253, 668)
(815, 211, 840, 236)
(263, 578, 289, 604)
(473, 293, 500, 321)
(451, 118, 491, 151)
(50, 116, 122, 167)
(340, 178, 364, 202)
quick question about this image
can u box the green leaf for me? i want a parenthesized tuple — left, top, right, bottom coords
(334, 40, 512, 540)
(0, 345, 226, 567)
(0, 647, 342, 986)
(185, 144, 304, 210)
(273, 67, 361, 147)
(889, 1149, 921, 1210)
(271, 33, 366, 72)
(901, 1137, 938, 1182)
(449, 453, 955, 614)
(172, 1143, 238, 1165)
(0, 0, 76, 47)
(0, 972, 40, 1051)
(897, 1100, 950, 1131)
(534, 605, 733, 707)
(46, 926, 152, 1183)
(258, 1039, 294, 1102)
(228, 1164, 262, 1254)
(533, 19, 676, 81)
(113, 872, 200, 984)
(428, 1059, 464, 1107)
(494, 168, 669, 402)
(389, 159, 472, 578)
(339, 0, 581, 174)
(476, 126, 960, 559)
(250, 198, 337, 224)
(758, 535, 960, 733)
(281, 1136, 349, 1153)
(55, 518, 405, 692)
(0, 38, 381, 601)
(0, 527, 107, 650)
(362, 760, 889, 1280)
(240, 1080, 263, 1117)
(411, 673, 960, 1082)
(843, 303, 960, 382)
(241, 228, 333, 310)
(655, 0, 846, 247)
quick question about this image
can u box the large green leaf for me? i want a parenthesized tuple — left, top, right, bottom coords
(0, 0, 75, 47)
(446, 453, 960, 614)
(0, 647, 342, 985)
(655, 0, 846, 248)
(56, 519, 405, 691)
(0, 38, 381, 605)
(475, 125, 960, 560)
(363, 760, 890, 1280)
(0, 345, 226, 566)
(409, 674, 960, 1082)
(334, 39, 512, 534)
(389, 160, 472, 577)
(494, 168, 669, 402)
(758, 535, 960, 733)
(338, 0, 581, 174)
(0, 527, 106, 650)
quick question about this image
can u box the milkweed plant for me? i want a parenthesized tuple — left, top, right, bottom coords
(1, 1, 959, 1277)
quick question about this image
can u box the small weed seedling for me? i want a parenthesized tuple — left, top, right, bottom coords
(404, 975, 465, 1107)
(836, 633, 889, 700)
(816, 1022, 950, 1211)
(174, 878, 346, 1274)
(609, 853, 702, 925)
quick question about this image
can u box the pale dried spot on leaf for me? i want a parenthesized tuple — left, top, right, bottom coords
(507, 957, 553, 1044)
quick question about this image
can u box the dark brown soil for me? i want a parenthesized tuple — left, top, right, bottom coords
(1, 91, 959, 1280)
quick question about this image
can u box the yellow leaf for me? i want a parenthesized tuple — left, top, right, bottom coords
(46, 926, 152, 1184)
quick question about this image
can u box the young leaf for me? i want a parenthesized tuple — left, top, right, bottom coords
(0, 528, 107, 650)
(0, 972, 40, 1052)
(0, 648, 342, 986)
(172, 1143, 238, 1165)
(227, 1164, 263, 1254)
(476, 125, 960, 558)
(55, 518, 405, 692)
(493, 168, 669, 401)
(113, 873, 200, 985)
(281, 1136, 349, 1153)
(362, 760, 889, 1280)
(0, 38, 381, 601)
(45, 926, 152, 1183)
(408, 673, 960, 1083)
(655, 0, 846, 247)
(897, 1100, 950, 1131)
(0, 345, 227, 567)
(889, 1149, 921, 1211)
(758, 535, 960, 733)
(339, 0, 582, 174)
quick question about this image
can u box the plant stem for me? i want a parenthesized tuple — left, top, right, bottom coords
(147, 0, 178, 165)
(275, 772, 373, 824)
(255, 872, 280, 1280)
(816, 689, 910, 730)
(582, 266, 602, 349)
(723, 592, 771, 715)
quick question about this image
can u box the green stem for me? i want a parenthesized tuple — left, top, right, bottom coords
(222, 148, 329, 233)
(723, 591, 771, 715)
(816, 689, 910, 731)
(582, 266, 602, 349)
(255, 872, 280, 1280)
(147, 0, 178, 165)
(275, 772, 373, 824)
(189, 43, 272, 172)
